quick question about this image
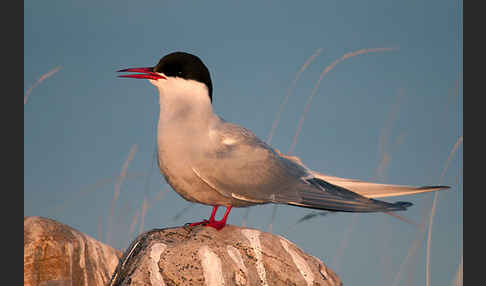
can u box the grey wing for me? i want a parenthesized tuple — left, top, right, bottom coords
(191, 122, 414, 212)
(191, 122, 307, 204)
(311, 172, 450, 198)
(275, 151, 450, 198)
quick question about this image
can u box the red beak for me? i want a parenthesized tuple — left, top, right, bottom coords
(117, 67, 167, 80)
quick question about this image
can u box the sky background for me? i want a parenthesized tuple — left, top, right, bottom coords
(24, 1, 462, 285)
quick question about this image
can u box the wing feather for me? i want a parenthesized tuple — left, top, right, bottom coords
(191, 122, 306, 203)
(312, 172, 449, 199)
(272, 148, 450, 199)
(192, 119, 450, 210)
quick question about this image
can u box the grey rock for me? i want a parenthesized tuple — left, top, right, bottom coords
(109, 224, 341, 286)
(24, 216, 122, 286)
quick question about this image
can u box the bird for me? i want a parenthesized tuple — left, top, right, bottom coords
(117, 51, 450, 230)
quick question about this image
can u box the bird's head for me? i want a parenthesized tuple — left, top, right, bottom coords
(118, 52, 213, 102)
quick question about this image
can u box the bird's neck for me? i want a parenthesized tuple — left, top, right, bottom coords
(156, 80, 215, 130)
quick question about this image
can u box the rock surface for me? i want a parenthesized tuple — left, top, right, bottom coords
(24, 216, 122, 286)
(109, 224, 342, 286)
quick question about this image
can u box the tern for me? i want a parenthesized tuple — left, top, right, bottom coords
(118, 51, 450, 230)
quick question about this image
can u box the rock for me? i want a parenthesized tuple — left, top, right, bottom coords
(109, 224, 341, 286)
(24, 216, 122, 286)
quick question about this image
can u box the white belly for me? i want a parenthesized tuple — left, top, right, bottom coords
(157, 127, 235, 206)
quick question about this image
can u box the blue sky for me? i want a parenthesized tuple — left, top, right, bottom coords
(24, 1, 462, 285)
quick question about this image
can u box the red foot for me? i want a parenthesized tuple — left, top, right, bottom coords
(206, 220, 227, 230)
(187, 206, 232, 231)
(188, 220, 209, 227)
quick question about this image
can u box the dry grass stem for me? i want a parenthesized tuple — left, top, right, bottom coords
(24, 66, 62, 104)
(289, 47, 398, 153)
(426, 136, 462, 286)
(266, 48, 323, 144)
(107, 144, 138, 245)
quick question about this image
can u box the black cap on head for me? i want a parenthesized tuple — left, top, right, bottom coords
(153, 52, 213, 102)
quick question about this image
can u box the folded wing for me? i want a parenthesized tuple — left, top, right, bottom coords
(274, 149, 450, 199)
(312, 172, 449, 199)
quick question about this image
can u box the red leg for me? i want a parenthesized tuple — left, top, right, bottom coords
(207, 206, 232, 230)
(188, 206, 232, 230)
(187, 206, 219, 227)
(209, 206, 219, 221)
(221, 206, 233, 222)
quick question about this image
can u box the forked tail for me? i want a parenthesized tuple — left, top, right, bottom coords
(288, 178, 414, 213)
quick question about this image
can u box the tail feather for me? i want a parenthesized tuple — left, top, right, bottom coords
(274, 150, 450, 199)
(289, 178, 413, 213)
(312, 172, 450, 199)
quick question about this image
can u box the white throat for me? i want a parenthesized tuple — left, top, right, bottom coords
(152, 77, 213, 123)
(153, 77, 218, 162)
